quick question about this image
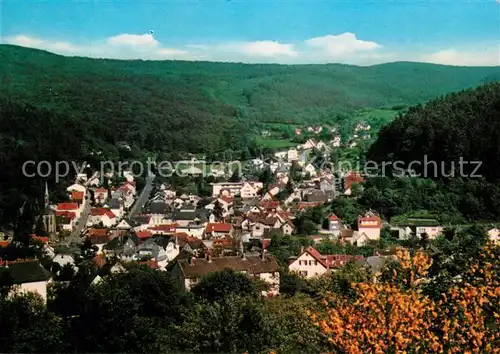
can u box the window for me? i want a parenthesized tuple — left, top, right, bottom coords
(298, 260, 301, 265)
(314, 260, 318, 266)
(300, 271, 308, 277)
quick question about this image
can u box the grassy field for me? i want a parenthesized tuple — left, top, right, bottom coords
(255, 137, 297, 150)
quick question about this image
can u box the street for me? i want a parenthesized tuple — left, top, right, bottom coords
(129, 174, 155, 218)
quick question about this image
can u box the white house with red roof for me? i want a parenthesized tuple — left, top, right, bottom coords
(356, 212, 382, 245)
(87, 208, 117, 228)
(55, 211, 77, 231)
(327, 214, 341, 236)
(56, 202, 81, 219)
(94, 188, 108, 204)
(289, 247, 364, 278)
(205, 223, 233, 239)
(66, 184, 86, 194)
(211, 182, 244, 197)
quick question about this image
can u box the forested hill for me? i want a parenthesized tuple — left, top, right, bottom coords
(1, 45, 499, 152)
(368, 82, 500, 182)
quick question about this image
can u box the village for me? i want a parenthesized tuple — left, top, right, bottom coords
(1, 122, 499, 304)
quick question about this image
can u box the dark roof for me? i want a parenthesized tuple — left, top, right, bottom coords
(149, 201, 169, 214)
(304, 190, 330, 203)
(107, 198, 121, 209)
(172, 208, 209, 222)
(0, 261, 51, 284)
(176, 254, 279, 279)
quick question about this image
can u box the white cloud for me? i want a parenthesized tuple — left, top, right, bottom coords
(237, 41, 298, 57)
(3, 32, 499, 66)
(420, 48, 500, 66)
(107, 33, 160, 48)
(305, 32, 381, 56)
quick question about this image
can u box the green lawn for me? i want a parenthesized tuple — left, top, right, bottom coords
(255, 137, 296, 150)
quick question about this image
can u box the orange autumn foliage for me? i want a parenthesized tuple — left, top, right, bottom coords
(310, 245, 500, 354)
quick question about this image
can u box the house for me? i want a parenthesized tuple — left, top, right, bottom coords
(172, 252, 280, 296)
(88, 228, 111, 253)
(106, 198, 123, 219)
(357, 212, 382, 245)
(52, 254, 76, 269)
(103, 233, 140, 258)
(344, 171, 364, 195)
(303, 163, 316, 177)
(288, 247, 364, 278)
(71, 191, 85, 203)
(211, 182, 244, 197)
(240, 181, 263, 199)
(415, 226, 443, 240)
(205, 223, 233, 238)
(137, 239, 161, 259)
(66, 183, 86, 194)
(136, 230, 154, 241)
(55, 211, 77, 231)
(301, 138, 318, 150)
(94, 188, 108, 204)
(147, 224, 178, 236)
(116, 219, 132, 230)
(56, 202, 81, 219)
(287, 149, 299, 162)
(327, 214, 341, 236)
(0, 260, 52, 303)
(331, 136, 341, 147)
(88, 208, 117, 227)
(487, 228, 500, 244)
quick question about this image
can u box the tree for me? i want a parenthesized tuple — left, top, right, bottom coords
(213, 200, 224, 220)
(0, 292, 64, 353)
(310, 246, 500, 353)
(191, 268, 266, 302)
(229, 170, 241, 182)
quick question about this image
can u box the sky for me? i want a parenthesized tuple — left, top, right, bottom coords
(1, 0, 499, 66)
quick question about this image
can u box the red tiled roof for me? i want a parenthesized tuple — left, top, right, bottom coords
(95, 188, 107, 193)
(91, 208, 115, 218)
(345, 171, 364, 190)
(303, 247, 328, 268)
(30, 235, 49, 243)
(206, 223, 232, 233)
(137, 260, 159, 269)
(57, 202, 79, 211)
(88, 228, 109, 237)
(148, 224, 178, 231)
(297, 202, 322, 211)
(0, 241, 9, 248)
(358, 214, 382, 229)
(219, 195, 233, 204)
(328, 214, 339, 221)
(93, 254, 107, 268)
(262, 239, 271, 249)
(136, 230, 154, 239)
(260, 200, 280, 209)
(55, 211, 76, 220)
(71, 191, 84, 201)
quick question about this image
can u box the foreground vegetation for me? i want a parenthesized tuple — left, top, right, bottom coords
(0, 227, 498, 353)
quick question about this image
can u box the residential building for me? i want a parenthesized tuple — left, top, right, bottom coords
(0, 260, 52, 303)
(172, 252, 280, 296)
(211, 182, 244, 197)
(288, 247, 364, 278)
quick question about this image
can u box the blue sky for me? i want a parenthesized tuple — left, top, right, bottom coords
(1, 0, 499, 65)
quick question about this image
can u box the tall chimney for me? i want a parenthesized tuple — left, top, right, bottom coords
(261, 249, 266, 261)
(300, 246, 304, 254)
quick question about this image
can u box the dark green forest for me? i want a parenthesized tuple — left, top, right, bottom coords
(354, 82, 500, 223)
(0, 45, 499, 228)
(1, 44, 499, 155)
